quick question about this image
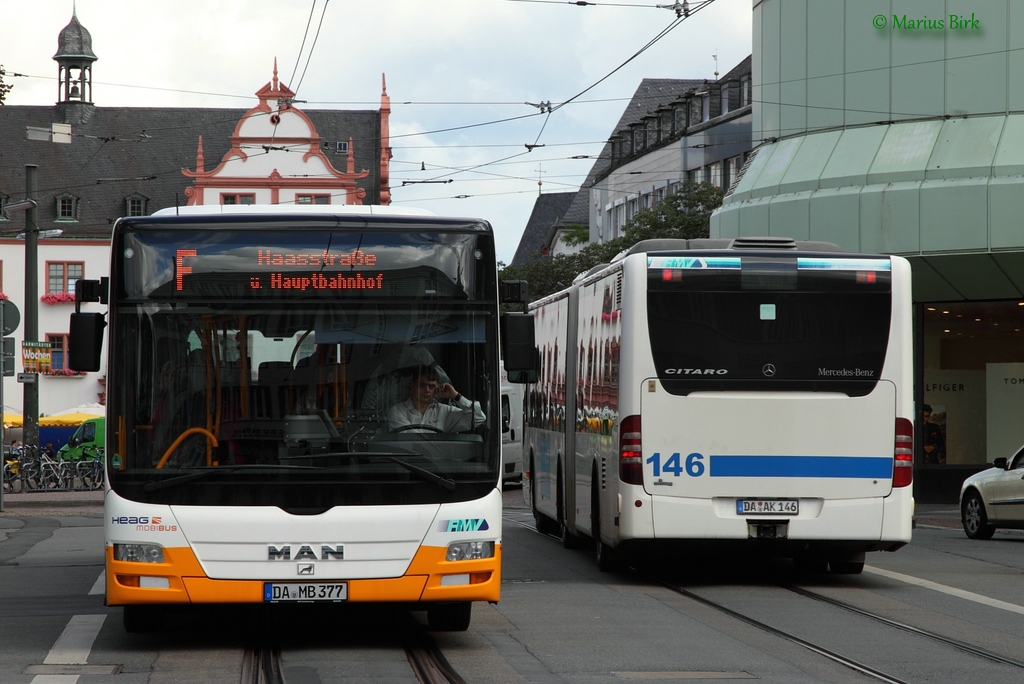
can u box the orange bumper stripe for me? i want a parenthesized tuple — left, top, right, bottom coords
(106, 542, 501, 605)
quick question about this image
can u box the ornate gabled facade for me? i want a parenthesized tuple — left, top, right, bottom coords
(183, 62, 391, 207)
(0, 9, 393, 420)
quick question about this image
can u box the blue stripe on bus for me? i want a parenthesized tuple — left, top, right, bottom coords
(709, 455, 893, 479)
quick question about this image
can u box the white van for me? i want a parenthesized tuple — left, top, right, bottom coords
(500, 363, 524, 484)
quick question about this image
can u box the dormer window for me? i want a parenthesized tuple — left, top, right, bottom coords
(0, 194, 9, 221)
(56, 194, 79, 221)
(125, 194, 148, 217)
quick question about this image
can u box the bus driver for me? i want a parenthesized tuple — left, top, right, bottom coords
(387, 365, 485, 433)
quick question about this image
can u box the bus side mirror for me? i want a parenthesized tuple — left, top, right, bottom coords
(69, 312, 106, 372)
(500, 312, 537, 382)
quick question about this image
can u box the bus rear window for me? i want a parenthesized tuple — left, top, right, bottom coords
(647, 255, 892, 396)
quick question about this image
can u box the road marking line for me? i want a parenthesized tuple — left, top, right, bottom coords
(866, 566, 1024, 615)
(88, 571, 104, 596)
(43, 614, 107, 664)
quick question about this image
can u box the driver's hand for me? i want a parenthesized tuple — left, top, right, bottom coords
(436, 383, 458, 399)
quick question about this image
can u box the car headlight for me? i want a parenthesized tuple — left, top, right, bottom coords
(113, 543, 165, 563)
(446, 541, 494, 561)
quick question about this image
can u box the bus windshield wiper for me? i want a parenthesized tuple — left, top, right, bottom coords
(280, 451, 456, 491)
(143, 464, 317, 492)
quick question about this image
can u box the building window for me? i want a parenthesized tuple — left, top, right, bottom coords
(702, 94, 711, 122)
(726, 155, 743, 189)
(56, 196, 78, 221)
(689, 98, 702, 127)
(674, 106, 687, 134)
(708, 162, 723, 188)
(921, 300, 1024, 467)
(720, 83, 731, 115)
(126, 197, 146, 216)
(296, 194, 330, 205)
(221, 194, 255, 205)
(740, 76, 752, 107)
(0, 195, 8, 221)
(336, 141, 348, 153)
(47, 262, 83, 295)
(47, 334, 68, 371)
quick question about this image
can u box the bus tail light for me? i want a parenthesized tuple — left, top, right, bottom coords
(893, 418, 913, 488)
(619, 414, 643, 485)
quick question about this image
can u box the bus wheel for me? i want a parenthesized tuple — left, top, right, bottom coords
(427, 602, 471, 631)
(531, 456, 558, 535)
(122, 605, 166, 633)
(593, 470, 621, 572)
(793, 555, 828, 575)
(828, 552, 865, 575)
(557, 466, 575, 549)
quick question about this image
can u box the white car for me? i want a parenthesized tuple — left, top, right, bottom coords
(959, 444, 1024, 539)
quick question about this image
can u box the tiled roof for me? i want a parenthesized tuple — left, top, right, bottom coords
(0, 104, 382, 239)
(510, 191, 577, 267)
(580, 78, 705, 191)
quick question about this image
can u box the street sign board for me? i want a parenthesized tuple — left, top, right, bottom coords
(0, 300, 19, 336)
(17, 373, 36, 384)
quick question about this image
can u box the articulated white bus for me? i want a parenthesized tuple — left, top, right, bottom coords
(70, 205, 534, 632)
(522, 237, 914, 573)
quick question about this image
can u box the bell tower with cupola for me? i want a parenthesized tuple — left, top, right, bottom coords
(53, 5, 97, 106)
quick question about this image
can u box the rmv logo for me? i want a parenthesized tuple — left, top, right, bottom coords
(440, 518, 490, 533)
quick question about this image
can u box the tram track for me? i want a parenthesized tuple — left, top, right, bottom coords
(782, 584, 1024, 670)
(510, 510, 1024, 682)
(240, 625, 467, 684)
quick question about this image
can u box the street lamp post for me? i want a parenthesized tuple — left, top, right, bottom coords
(23, 165, 39, 455)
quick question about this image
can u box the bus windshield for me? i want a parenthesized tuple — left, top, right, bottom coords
(106, 223, 500, 509)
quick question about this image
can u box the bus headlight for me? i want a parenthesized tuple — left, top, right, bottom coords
(446, 541, 494, 561)
(114, 543, 165, 563)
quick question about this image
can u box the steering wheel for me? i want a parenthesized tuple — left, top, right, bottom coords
(392, 424, 445, 434)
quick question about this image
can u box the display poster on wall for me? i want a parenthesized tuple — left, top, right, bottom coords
(986, 363, 1024, 463)
(924, 370, 985, 465)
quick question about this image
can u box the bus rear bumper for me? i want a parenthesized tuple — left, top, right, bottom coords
(636, 493, 912, 546)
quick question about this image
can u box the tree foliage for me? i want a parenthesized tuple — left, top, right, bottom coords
(500, 181, 724, 301)
(0, 66, 13, 105)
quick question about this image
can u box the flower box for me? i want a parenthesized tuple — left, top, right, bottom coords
(40, 292, 76, 305)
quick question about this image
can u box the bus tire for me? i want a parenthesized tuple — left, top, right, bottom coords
(557, 465, 575, 549)
(531, 455, 558, 535)
(593, 467, 622, 572)
(427, 602, 471, 631)
(793, 555, 828, 575)
(122, 605, 165, 634)
(829, 552, 865, 575)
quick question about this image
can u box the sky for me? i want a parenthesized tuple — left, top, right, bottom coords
(3, 0, 751, 264)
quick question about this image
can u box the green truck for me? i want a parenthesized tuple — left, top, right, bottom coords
(57, 416, 105, 461)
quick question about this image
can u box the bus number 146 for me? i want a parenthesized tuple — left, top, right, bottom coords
(647, 452, 704, 477)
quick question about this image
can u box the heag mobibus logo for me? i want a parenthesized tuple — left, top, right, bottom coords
(110, 516, 178, 532)
(664, 368, 728, 376)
